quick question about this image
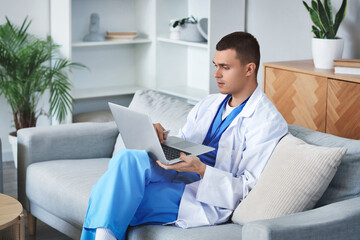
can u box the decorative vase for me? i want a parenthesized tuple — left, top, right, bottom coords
(83, 13, 105, 42)
(179, 23, 206, 42)
(8, 132, 17, 168)
(312, 38, 344, 69)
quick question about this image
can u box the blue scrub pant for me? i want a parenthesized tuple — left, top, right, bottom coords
(80, 149, 200, 240)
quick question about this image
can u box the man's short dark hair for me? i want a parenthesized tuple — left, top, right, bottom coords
(216, 32, 260, 76)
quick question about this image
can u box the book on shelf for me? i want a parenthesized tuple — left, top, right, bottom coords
(334, 59, 360, 68)
(106, 31, 137, 36)
(334, 59, 360, 75)
(334, 66, 360, 75)
(105, 35, 138, 40)
(105, 31, 138, 40)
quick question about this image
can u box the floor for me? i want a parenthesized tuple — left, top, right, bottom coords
(1, 161, 72, 240)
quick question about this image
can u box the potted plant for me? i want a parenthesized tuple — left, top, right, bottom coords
(0, 17, 85, 167)
(303, 0, 347, 69)
(169, 16, 205, 42)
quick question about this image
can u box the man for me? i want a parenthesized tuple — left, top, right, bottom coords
(81, 32, 288, 240)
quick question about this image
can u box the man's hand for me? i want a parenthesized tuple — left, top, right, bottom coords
(153, 123, 168, 143)
(157, 153, 207, 177)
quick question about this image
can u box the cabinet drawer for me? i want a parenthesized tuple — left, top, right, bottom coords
(327, 79, 360, 139)
(265, 67, 327, 132)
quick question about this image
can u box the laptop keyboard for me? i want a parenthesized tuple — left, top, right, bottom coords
(161, 144, 190, 160)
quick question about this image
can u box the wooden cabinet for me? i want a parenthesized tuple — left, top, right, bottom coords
(264, 60, 360, 140)
(327, 79, 360, 139)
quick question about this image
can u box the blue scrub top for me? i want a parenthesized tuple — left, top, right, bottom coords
(199, 94, 250, 167)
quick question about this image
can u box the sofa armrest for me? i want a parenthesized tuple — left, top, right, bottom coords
(242, 197, 360, 240)
(17, 122, 118, 210)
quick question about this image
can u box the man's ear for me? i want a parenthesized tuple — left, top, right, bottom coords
(245, 63, 256, 76)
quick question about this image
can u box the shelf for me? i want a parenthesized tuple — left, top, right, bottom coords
(157, 86, 208, 102)
(72, 38, 152, 47)
(72, 85, 147, 100)
(157, 37, 208, 49)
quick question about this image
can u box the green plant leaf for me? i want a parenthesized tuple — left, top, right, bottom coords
(309, 7, 324, 32)
(317, 0, 335, 38)
(172, 21, 179, 28)
(303, 1, 311, 12)
(312, 25, 321, 38)
(334, 0, 347, 36)
(0, 17, 86, 129)
(303, 1, 324, 33)
(311, 0, 318, 11)
(190, 15, 198, 23)
(324, 0, 333, 25)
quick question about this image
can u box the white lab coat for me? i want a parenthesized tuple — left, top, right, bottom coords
(173, 86, 288, 228)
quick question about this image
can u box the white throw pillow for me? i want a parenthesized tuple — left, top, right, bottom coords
(232, 133, 347, 224)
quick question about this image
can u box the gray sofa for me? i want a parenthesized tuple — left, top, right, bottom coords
(17, 90, 360, 240)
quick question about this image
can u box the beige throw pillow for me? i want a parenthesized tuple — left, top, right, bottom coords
(232, 133, 347, 225)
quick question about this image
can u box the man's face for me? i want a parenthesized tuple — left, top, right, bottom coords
(212, 49, 251, 96)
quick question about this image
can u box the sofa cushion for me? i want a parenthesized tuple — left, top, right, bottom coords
(127, 223, 242, 240)
(112, 90, 194, 156)
(289, 125, 360, 207)
(26, 158, 110, 228)
(231, 133, 346, 224)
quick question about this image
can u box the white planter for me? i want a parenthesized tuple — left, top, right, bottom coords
(8, 132, 17, 168)
(179, 23, 206, 42)
(169, 20, 180, 40)
(312, 38, 344, 69)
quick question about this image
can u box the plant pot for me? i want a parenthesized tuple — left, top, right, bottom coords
(8, 132, 17, 168)
(169, 20, 180, 40)
(312, 38, 344, 69)
(179, 23, 206, 42)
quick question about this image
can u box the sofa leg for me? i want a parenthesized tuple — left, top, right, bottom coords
(27, 211, 37, 236)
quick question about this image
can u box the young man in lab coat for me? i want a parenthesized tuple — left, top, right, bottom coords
(81, 32, 288, 240)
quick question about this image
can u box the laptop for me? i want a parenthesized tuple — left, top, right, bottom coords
(108, 102, 214, 165)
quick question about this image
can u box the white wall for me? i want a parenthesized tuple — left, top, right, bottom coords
(246, 0, 360, 89)
(0, 0, 50, 161)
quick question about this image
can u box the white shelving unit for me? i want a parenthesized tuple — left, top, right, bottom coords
(157, 37, 208, 49)
(72, 38, 152, 48)
(50, 0, 245, 122)
(155, 0, 245, 101)
(158, 86, 208, 102)
(72, 85, 147, 100)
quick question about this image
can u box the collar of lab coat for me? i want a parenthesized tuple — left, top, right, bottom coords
(229, 86, 262, 133)
(208, 86, 262, 119)
(194, 86, 262, 148)
(238, 86, 262, 118)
